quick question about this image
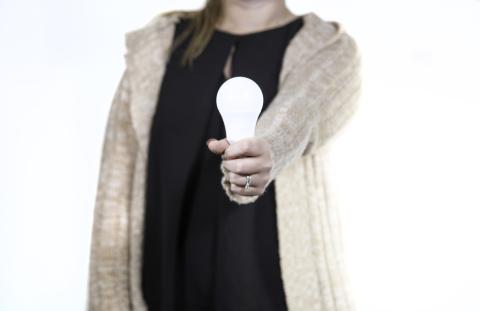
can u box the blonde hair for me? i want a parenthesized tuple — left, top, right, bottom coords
(164, 0, 223, 67)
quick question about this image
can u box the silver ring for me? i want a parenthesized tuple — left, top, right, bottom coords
(244, 175, 252, 191)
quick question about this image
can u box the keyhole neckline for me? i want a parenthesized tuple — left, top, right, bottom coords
(213, 15, 304, 39)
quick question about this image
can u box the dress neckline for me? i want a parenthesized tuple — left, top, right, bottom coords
(214, 15, 304, 38)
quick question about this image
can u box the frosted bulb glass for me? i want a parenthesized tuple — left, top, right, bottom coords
(216, 76, 264, 144)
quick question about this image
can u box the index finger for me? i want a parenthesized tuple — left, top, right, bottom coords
(223, 137, 263, 160)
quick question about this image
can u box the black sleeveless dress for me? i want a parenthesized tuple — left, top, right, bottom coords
(141, 16, 304, 311)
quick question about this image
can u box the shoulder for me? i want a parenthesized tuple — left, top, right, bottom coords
(311, 31, 361, 73)
(123, 10, 193, 55)
(304, 12, 360, 64)
(284, 13, 361, 83)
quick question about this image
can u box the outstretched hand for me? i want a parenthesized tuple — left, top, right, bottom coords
(206, 137, 273, 196)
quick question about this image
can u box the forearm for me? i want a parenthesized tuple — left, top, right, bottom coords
(220, 33, 362, 204)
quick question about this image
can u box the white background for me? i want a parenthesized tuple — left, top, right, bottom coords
(1, 0, 479, 310)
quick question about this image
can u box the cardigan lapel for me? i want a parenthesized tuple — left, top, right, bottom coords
(125, 11, 344, 160)
(124, 13, 179, 161)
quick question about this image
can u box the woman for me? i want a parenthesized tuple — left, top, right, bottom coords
(87, 0, 362, 310)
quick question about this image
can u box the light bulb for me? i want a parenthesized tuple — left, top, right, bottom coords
(216, 76, 264, 144)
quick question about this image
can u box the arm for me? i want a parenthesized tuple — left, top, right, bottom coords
(303, 35, 363, 155)
(220, 33, 362, 204)
(87, 68, 138, 310)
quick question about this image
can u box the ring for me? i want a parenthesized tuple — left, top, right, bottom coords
(244, 175, 252, 191)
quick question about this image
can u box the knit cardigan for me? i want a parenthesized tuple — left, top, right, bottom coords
(87, 11, 362, 311)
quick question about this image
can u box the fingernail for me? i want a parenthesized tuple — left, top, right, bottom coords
(206, 139, 213, 146)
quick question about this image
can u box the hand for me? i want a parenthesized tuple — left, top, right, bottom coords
(207, 137, 273, 196)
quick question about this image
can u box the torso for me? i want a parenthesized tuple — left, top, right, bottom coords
(141, 15, 305, 311)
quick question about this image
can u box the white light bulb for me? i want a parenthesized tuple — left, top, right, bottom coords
(216, 76, 264, 144)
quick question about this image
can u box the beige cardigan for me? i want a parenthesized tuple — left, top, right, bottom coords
(87, 11, 362, 311)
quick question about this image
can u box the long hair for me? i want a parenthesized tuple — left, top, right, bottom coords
(164, 0, 223, 68)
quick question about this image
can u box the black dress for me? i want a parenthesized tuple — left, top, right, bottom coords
(141, 16, 304, 311)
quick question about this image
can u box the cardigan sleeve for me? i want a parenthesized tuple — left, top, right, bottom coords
(220, 33, 362, 205)
(87, 67, 138, 310)
(305, 35, 362, 155)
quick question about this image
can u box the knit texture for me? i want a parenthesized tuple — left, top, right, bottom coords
(87, 11, 362, 311)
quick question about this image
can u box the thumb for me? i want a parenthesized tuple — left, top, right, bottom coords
(207, 138, 229, 155)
